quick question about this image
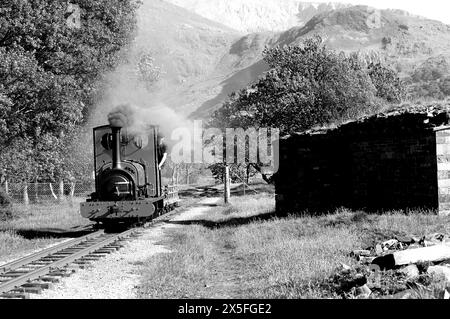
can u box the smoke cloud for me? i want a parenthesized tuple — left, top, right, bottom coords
(87, 1, 197, 150)
(89, 48, 192, 147)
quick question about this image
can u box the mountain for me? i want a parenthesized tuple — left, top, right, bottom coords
(188, 5, 450, 117)
(165, 0, 351, 33)
(134, 0, 241, 85)
(94, 0, 242, 124)
(108, 1, 450, 121)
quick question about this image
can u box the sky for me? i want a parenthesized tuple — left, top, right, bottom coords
(314, 0, 450, 24)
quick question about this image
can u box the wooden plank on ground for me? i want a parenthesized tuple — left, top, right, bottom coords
(372, 243, 450, 269)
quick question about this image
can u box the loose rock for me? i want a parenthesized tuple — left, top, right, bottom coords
(399, 264, 419, 279)
(375, 244, 383, 255)
(354, 284, 371, 298)
(427, 265, 450, 283)
(396, 235, 414, 244)
(392, 289, 414, 299)
(382, 239, 398, 249)
(351, 250, 371, 257)
(340, 263, 352, 273)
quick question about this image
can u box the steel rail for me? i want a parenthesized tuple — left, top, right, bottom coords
(0, 229, 135, 295)
(0, 230, 104, 274)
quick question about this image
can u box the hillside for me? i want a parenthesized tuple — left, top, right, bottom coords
(188, 5, 450, 118)
(92, 0, 242, 125)
(104, 1, 450, 120)
(135, 0, 241, 85)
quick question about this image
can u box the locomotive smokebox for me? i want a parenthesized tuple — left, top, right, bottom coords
(111, 126, 122, 169)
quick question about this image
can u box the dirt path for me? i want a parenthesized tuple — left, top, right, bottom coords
(204, 243, 247, 298)
(32, 197, 221, 299)
(168, 198, 246, 298)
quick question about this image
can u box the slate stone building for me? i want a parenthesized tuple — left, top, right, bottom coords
(275, 104, 450, 215)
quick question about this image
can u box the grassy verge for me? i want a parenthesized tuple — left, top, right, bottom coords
(136, 193, 450, 299)
(0, 198, 92, 263)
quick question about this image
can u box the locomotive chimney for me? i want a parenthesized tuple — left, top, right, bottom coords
(111, 125, 122, 169)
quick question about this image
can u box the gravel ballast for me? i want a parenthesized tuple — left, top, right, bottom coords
(31, 197, 220, 299)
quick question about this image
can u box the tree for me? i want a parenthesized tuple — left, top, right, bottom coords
(211, 36, 404, 135)
(209, 163, 256, 184)
(210, 35, 406, 183)
(135, 49, 162, 90)
(0, 0, 140, 191)
(368, 62, 406, 103)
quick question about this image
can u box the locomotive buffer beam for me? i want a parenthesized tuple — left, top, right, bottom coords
(81, 200, 157, 219)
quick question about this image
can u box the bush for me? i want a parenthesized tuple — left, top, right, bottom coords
(0, 187, 11, 207)
(0, 187, 13, 221)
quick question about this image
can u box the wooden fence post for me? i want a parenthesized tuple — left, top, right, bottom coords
(59, 179, 64, 202)
(224, 164, 230, 204)
(23, 183, 29, 206)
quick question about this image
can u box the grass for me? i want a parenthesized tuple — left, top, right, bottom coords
(0, 198, 92, 264)
(136, 193, 450, 299)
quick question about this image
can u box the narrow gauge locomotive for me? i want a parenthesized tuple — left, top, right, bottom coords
(80, 122, 179, 225)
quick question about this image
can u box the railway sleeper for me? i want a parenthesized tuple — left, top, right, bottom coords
(95, 247, 120, 252)
(79, 257, 102, 262)
(39, 276, 61, 283)
(88, 253, 110, 257)
(1, 271, 29, 277)
(22, 282, 53, 290)
(0, 292, 29, 299)
(10, 286, 42, 294)
(105, 244, 124, 249)
(72, 261, 93, 269)
(48, 270, 72, 277)
(39, 257, 65, 262)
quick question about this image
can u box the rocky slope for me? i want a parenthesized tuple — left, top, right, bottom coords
(121, 1, 450, 119)
(190, 5, 450, 117)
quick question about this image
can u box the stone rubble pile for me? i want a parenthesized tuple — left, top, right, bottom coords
(336, 233, 450, 299)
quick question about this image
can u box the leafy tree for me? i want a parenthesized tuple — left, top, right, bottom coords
(368, 62, 405, 103)
(209, 163, 256, 184)
(0, 0, 140, 186)
(0, 186, 13, 220)
(135, 50, 162, 90)
(209, 35, 406, 183)
(211, 36, 404, 135)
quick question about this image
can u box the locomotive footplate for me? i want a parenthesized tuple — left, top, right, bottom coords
(80, 200, 158, 220)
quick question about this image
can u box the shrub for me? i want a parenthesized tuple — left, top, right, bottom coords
(0, 187, 11, 207)
(0, 187, 13, 221)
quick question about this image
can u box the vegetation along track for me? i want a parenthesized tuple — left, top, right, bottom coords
(0, 202, 188, 299)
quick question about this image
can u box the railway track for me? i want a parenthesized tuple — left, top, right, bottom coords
(0, 228, 140, 299)
(0, 198, 193, 299)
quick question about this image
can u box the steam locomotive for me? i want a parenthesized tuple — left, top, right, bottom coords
(80, 122, 179, 225)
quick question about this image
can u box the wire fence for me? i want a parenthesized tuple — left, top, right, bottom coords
(1, 176, 222, 205)
(2, 181, 94, 205)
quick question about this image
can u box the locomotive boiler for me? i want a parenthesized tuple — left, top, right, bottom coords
(80, 122, 179, 225)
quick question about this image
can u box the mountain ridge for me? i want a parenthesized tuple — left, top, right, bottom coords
(165, 0, 353, 33)
(123, 1, 450, 120)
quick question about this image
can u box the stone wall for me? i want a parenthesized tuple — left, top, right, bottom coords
(275, 114, 444, 214)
